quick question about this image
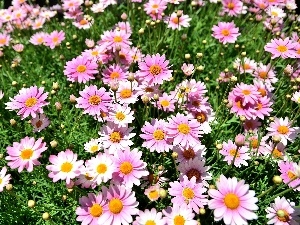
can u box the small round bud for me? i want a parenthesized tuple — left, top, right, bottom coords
(176, 10, 183, 17)
(224, 68, 229, 73)
(51, 90, 56, 95)
(269, 117, 274, 121)
(138, 28, 144, 34)
(197, 66, 204, 71)
(230, 76, 237, 82)
(150, 21, 155, 26)
(209, 184, 216, 189)
(202, 40, 207, 44)
(216, 143, 223, 150)
(235, 44, 239, 48)
(12, 81, 18, 86)
(254, 161, 259, 166)
(121, 13, 127, 20)
(272, 175, 283, 185)
(158, 165, 164, 171)
(0, 154, 3, 159)
(70, 94, 76, 103)
(159, 189, 167, 199)
(55, 102, 62, 111)
(226, 102, 233, 108)
(72, 35, 77, 39)
(286, 94, 291, 99)
(28, 200, 35, 208)
(67, 188, 73, 193)
(235, 134, 245, 147)
(50, 140, 58, 148)
(127, 73, 135, 82)
(42, 212, 50, 220)
(62, 195, 67, 201)
(241, 52, 246, 56)
(10, 119, 16, 126)
(141, 95, 149, 104)
(223, 99, 229, 104)
(145, 20, 151, 24)
(296, 77, 300, 83)
(181, 34, 187, 41)
(52, 82, 59, 90)
(171, 152, 178, 159)
(6, 184, 13, 191)
(239, 116, 246, 122)
(153, 94, 159, 101)
(185, 54, 191, 59)
(272, 135, 281, 143)
(196, 53, 203, 58)
(199, 208, 206, 215)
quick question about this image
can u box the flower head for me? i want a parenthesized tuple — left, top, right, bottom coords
(212, 21, 240, 44)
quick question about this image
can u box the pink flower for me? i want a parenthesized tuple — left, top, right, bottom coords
(278, 160, 300, 191)
(253, 62, 278, 84)
(292, 91, 300, 103)
(165, 11, 191, 30)
(29, 32, 47, 45)
(107, 104, 135, 127)
(44, 30, 65, 49)
(102, 64, 128, 85)
(0, 167, 11, 192)
(266, 197, 300, 225)
(181, 63, 195, 76)
(31, 113, 50, 132)
(46, 149, 84, 185)
(5, 86, 49, 119)
(169, 175, 208, 212)
(156, 93, 176, 112)
(115, 81, 140, 104)
(102, 184, 139, 225)
(208, 175, 258, 225)
(112, 148, 149, 188)
(163, 204, 198, 225)
(98, 30, 132, 52)
(172, 142, 206, 163)
(264, 38, 298, 59)
(6, 137, 47, 173)
(12, 44, 24, 52)
(135, 208, 165, 225)
(212, 21, 240, 44)
(75, 85, 112, 116)
(144, 0, 168, 20)
(144, 184, 161, 201)
(64, 56, 99, 83)
(0, 33, 11, 47)
(266, 117, 299, 146)
(76, 192, 109, 225)
(138, 53, 173, 85)
(221, 0, 244, 16)
(233, 57, 257, 74)
(166, 113, 202, 147)
(140, 118, 173, 153)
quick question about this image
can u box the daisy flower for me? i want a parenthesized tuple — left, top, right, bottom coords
(163, 204, 198, 225)
(181, 63, 195, 76)
(99, 122, 135, 154)
(144, 0, 168, 20)
(232, 83, 260, 106)
(266, 6, 286, 18)
(169, 175, 208, 213)
(165, 11, 191, 30)
(76, 192, 109, 225)
(12, 44, 24, 53)
(115, 80, 140, 104)
(212, 21, 240, 44)
(31, 114, 50, 132)
(266, 117, 299, 146)
(102, 64, 128, 85)
(102, 184, 139, 225)
(254, 96, 273, 120)
(292, 91, 300, 103)
(98, 30, 132, 52)
(264, 38, 297, 59)
(138, 53, 173, 85)
(135, 208, 165, 225)
(6, 137, 47, 173)
(72, 15, 94, 29)
(278, 160, 300, 191)
(112, 148, 149, 188)
(44, 30, 65, 49)
(266, 196, 300, 225)
(76, 85, 112, 116)
(208, 175, 258, 225)
(262, 141, 286, 160)
(156, 93, 176, 112)
(107, 104, 135, 127)
(29, 32, 47, 45)
(75, 165, 97, 189)
(233, 57, 257, 74)
(140, 119, 173, 153)
(220, 140, 251, 167)
(222, 0, 244, 16)
(253, 62, 278, 84)
(144, 184, 161, 201)
(137, 83, 161, 99)
(5, 86, 49, 119)
(0, 33, 11, 47)
(172, 142, 206, 163)
(0, 167, 11, 192)
(64, 56, 99, 83)
(46, 149, 84, 185)
(84, 138, 102, 153)
(166, 113, 202, 147)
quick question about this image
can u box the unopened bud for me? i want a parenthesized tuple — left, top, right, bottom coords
(50, 140, 58, 148)
(272, 175, 282, 185)
(42, 212, 50, 220)
(10, 119, 16, 126)
(159, 189, 167, 199)
(28, 200, 35, 208)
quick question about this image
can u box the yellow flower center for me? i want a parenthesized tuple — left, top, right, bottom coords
(221, 29, 230, 36)
(224, 193, 240, 209)
(272, 148, 283, 159)
(89, 95, 101, 105)
(182, 187, 195, 200)
(153, 129, 165, 140)
(120, 89, 132, 99)
(149, 65, 162, 76)
(186, 168, 201, 182)
(152, 4, 159, 8)
(277, 45, 288, 53)
(60, 162, 73, 173)
(79, 19, 88, 25)
(271, 11, 278, 17)
(250, 139, 259, 149)
(119, 161, 133, 175)
(0, 178, 2, 184)
(52, 37, 59, 43)
(76, 65, 87, 73)
(91, 51, 99, 56)
(145, 220, 156, 225)
(182, 148, 196, 160)
(172, 17, 179, 24)
(97, 163, 107, 174)
(20, 149, 33, 160)
(177, 123, 190, 134)
(37, 37, 44, 43)
(0, 39, 6, 44)
(258, 88, 267, 97)
(243, 64, 251, 70)
(229, 149, 240, 157)
(108, 198, 123, 214)
(110, 71, 120, 79)
(114, 36, 123, 43)
(227, 2, 235, 9)
(287, 170, 296, 180)
(242, 89, 251, 95)
(115, 112, 125, 121)
(173, 215, 185, 225)
(110, 131, 121, 143)
(259, 71, 268, 79)
(148, 189, 159, 200)
(277, 209, 290, 222)
(160, 100, 170, 107)
(89, 204, 103, 217)
(85, 173, 93, 180)
(25, 97, 37, 107)
(277, 125, 289, 134)
(90, 145, 99, 153)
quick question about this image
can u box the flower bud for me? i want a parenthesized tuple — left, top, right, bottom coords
(70, 94, 76, 103)
(28, 200, 35, 208)
(52, 82, 59, 90)
(235, 134, 245, 147)
(159, 189, 167, 199)
(272, 135, 281, 143)
(10, 119, 16, 126)
(272, 175, 282, 185)
(50, 140, 58, 148)
(42, 212, 50, 220)
(6, 184, 13, 191)
(199, 208, 206, 215)
(55, 102, 62, 111)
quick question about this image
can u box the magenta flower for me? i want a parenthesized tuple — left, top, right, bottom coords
(98, 30, 132, 52)
(5, 86, 49, 119)
(112, 148, 149, 188)
(29, 32, 47, 45)
(76, 85, 112, 116)
(6, 137, 47, 173)
(46, 149, 84, 185)
(144, 0, 167, 20)
(0, 167, 11, 192)
(168, 175, 208, 213)
(264, 38, 297, 59)
(140, 119, 173, 153)
(156, 93, 176, 112)
(266, 197, 300, 225)
(222, 0, 244, 16)
(44, 30, 65, 49)
(64, 56, 99, 83)
(212, 21, 240, 44)
(208, 175, 258, 225)
(172, 143, 206, 163)
(102, 64, 128, 85)
(102, 184, 139, 225)
(0, 33, 11, 47)
(138, 53, 173, 85)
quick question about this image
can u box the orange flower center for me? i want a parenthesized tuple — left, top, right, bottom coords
(172, 17, 179, 24)
(227, 2, 235, 9)
(277, 45, 287, 53)
(195, 112, 206, 123)
(110, 71, 120, 79)
(250, 139, 259, 149)
(153, 129, 165, 140)
(52, 37, 59, 43)
(89, 95, 101, 105)
(20, 149, 33, 160)
(277, 125, 289, 134)
(258, 88, 267, 97)
(149, 65, 162, 76)
(37, 37, 44, 43)
(160, 100, 170, 107)
(287, 170, 296, 180)
(115, 112, 125, 121)
(110, 131, 121, 143)
(224, 193, 240, 209)
(119, 161, 133, 175)
(0, 38, 6, 44)
(114, 36, 123, 43)
(120, 89, 132, 99)
(242, 89, 251, 95)
(173, 215, 185, 225)
(145, 220, 156, 225)
(177, 123, 190, 134)
(60, 162, 73, 172)
(97, 163, 107, 174)
(272, 148, 283, 159)
(229, 149, 240, 157)
(76, 65, 87, 73)
(182, 187, 195, 200)
(259, 71, 268, 79)
(221, 29, 230, 36)
(108, 198, 123, 214)
(79, 19, 88, 25)
(243, 64, 251, 70)
(89, 204, 103, 217)
(25, 97, 37, 107)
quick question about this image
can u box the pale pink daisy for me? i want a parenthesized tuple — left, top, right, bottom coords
(253, 62, 278, 84)
(172, 142, 206, 163)
(165, 11, 191, 30)
(187, 108, 215, 134)
(102, 64, 128, 85)
(75, 85, 112, 116)
(85, 38, 95, 48)
(222, 0, 244, 16)
(266, 196, 300, 225)
(181, 63, 195, 76)
(212, 21, 240, 44)
(278, 160, 300, 191)
(137, 83, 161, 99)
(208, 175, 258, 225)
(31, 18, 46, 30)
(115, 80, 140, 104)
(6, 137, 47, 173)
(5, 86, 49, 119)
(144, 0, 168, 20)
(232, 83, 260, 106)
(266, 117, 299, 146)
(72, 15, 94, 29)
(156, 93, 176, 112)
(262, 141, 287, 160)
(102, 184, 139, 225)
(162, 204, 198, 225)
(107, 104, 135, 127)
(266, 6, 286, 18)
(134, 208, 165, 225)
(291, 91, 300, 103)
(75, 165, 97, 189)
(44, 30, 65, 49)
(233, 57, 257, 74)
(112, 148, 149, 188)
(46, 149, 84, 185)
(76, 192, 109, 225)
(254, 96, 273, 119)
(31, 113, 50, 132)
(99, 122, 135, 154)
(84, 138, 102, 153)
(12, 44, 24, 53)
(220, 140, 251, 167)
(64, 56, 99, 83)
(138, 53, 173, 85)
(29, 32, 47, 45)
(144, 184, 161, 201)
(166, 113, 202, 147)
(264, 38, 298, 59)
(140, 119, 173, 153)
(186, 95, 211, 113)
(243, 118, 261, 132)
(98, 30, 132, 52)
(0, 33, 11, 47)
(0, 167, 11, 192)
(169, 175, 208, 213)
(81, 45, 108, 64)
